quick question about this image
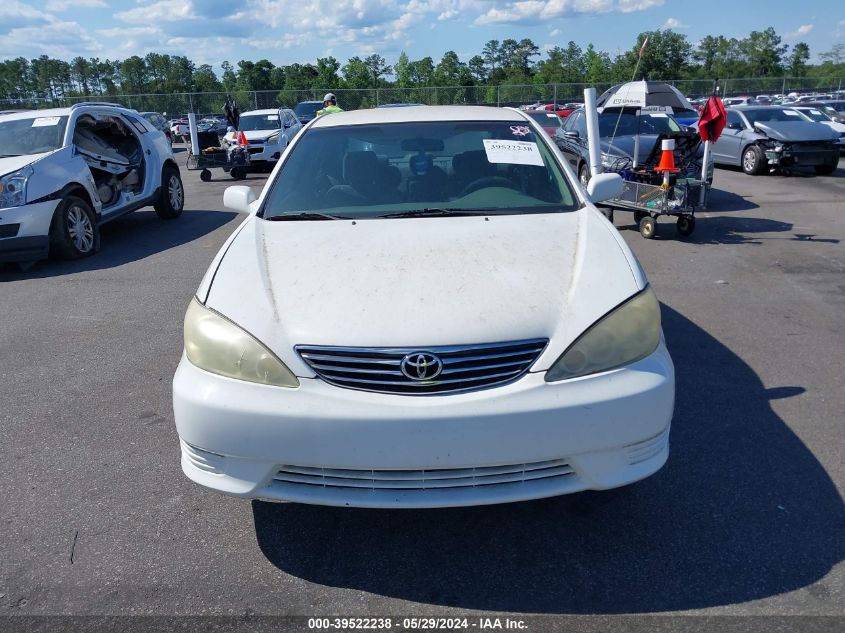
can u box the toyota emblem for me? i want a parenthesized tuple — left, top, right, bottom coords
(400, 352, 443, 381)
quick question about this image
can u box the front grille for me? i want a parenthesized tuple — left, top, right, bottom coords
(247, 146, 263, 154)
(273, 459, 575, 491)
(296, 339, 547, 395)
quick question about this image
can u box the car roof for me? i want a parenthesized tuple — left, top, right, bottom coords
(240, 109, 285, 116)
(0, 107, 71, 121)
(310, 105, 526, 128)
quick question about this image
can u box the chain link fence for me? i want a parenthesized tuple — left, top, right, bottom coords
(2, 78, 843, 115)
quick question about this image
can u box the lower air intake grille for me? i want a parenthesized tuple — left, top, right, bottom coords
(273, 459, 575, 491)
(296, 339, 547, 395)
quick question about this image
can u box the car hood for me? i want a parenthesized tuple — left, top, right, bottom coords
(600, 135, 660, 162)
(204, 210, 644, 376)
(752, 121, 838, 142)
(0, 152, 50, 177)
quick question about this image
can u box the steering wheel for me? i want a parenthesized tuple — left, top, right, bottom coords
(458, 176, 520, 197)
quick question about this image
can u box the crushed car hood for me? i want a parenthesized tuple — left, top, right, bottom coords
(752, 121, 838, 142)
(0, 152, 50, 177)
(204, 211, 643, 375)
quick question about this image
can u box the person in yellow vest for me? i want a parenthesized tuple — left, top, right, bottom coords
(317, 93, 343, 116)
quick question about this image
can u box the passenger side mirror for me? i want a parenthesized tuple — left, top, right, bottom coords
(586, 173, 624, 204)
(223, 186, 257, 214)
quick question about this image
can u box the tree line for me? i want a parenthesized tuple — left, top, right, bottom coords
(1, 28, 843, 103)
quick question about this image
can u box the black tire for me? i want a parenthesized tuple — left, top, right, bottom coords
(199, 169, 212, 182)
(578, 164, 590, 189)
(741, 145, 766, 175)
(639, 215, 657, 239)
(676, 215, 696, 237)
(154, 166, 184, 219)
(600, 207, 614, 222)
(230, 167, 246, 180)
(49, 195, 100, 260)
(814, 160, 837, 176)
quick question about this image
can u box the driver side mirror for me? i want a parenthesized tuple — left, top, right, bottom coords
(223, 185, 257, 214)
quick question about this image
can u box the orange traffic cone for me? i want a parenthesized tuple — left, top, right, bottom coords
(655, 139, 679, 173)
(238, 131, 249, 146)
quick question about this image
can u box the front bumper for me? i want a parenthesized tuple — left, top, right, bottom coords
(172, 342, 675, 508)
(764, 144, 840, 167)
(0, 200, 59, 262)
(243, 142, 282, 165)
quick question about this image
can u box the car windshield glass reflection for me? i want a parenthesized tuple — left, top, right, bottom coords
(744, 108, 804, 124)
(261, 121, 578, 220)
(0, 116, 68, 155)
(597, 113, 681, 137)
(238, 115, 281, 131)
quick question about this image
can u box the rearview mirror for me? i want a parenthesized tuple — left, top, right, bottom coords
(586, 173, 624, 204)
(223, 185, 257, 214)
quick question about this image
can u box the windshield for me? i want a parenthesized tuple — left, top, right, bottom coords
(294, 102, 321, 117)
(743, 108, 804, 124)
(238, 114, 280, 132)
(0, 115, 68, 156)
(797, 109, 829, 122)
(526, 112, 563, 128)
(598, 112, 681, 137)
(261, 120, 577, 220)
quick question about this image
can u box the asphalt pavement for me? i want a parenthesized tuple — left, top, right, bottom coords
(1, 149, 843, 628)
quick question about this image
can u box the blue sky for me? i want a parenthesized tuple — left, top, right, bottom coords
(0, 0, 842, 73)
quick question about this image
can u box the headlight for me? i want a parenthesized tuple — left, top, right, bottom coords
(183, 298, 299, 388)
(0, 165, 33, 208)
(545, 287, 661, 382)
(600, 152, 619, 169)
(266, 132, 281, 144)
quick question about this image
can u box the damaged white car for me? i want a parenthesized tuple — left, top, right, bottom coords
(0, 103, 184, 265)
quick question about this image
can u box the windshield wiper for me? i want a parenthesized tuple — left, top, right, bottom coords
(377, 207, 498, 218)
(0, 154, 22, 158)
(265, 212, 352, 221)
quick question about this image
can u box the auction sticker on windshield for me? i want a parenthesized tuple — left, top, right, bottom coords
(483, 139, 544, 166)
(32, 117, 61, 127)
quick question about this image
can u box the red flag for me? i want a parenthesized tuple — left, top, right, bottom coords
(238, 130, 249, 146)
(639, 36, 649, 58)
(698, 95, 727, 143)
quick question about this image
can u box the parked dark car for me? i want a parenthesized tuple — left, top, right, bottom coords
(140, 111, 172, 144)
(293, 100, 323, 124)
(712, 106, 839, 175)
(556, 108, 709, 186)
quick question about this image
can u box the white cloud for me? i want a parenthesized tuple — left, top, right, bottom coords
(475, 0, 612, 25)
(618, 0, 664, 12)
(0, 18, 102, 59)
(116, 0, 192, 23)
(663, 17, 686, 29)
(45, 0, 108, 10)
(785, 23, 814, 38)
(549, 28, 560, 37)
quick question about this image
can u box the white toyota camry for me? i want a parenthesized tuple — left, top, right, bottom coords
(173, 105, 675, 509)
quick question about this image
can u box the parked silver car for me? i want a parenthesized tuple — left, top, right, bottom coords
(712, 106, 840, 175)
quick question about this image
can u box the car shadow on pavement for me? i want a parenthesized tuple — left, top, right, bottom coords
(0, 209, 237, 280)
(251, 304, 844, 614)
